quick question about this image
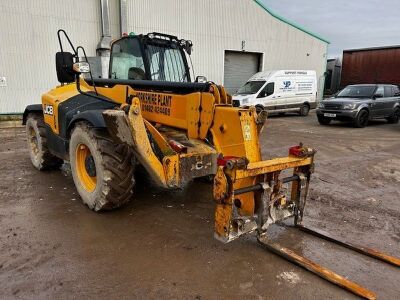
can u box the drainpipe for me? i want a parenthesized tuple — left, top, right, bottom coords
(119, 0, 128, 35)
(96, 0, 112, 78)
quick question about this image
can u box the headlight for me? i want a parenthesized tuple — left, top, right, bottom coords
(318, 102, 325, 108)
(343, 103, 357, 110)
(242, 98, 250, 104)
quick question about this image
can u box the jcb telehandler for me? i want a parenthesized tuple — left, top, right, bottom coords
(23, 30, 398, 299)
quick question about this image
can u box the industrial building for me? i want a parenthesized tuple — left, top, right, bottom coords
(341, 45, 400, 88)
(0, 0, 329, 114)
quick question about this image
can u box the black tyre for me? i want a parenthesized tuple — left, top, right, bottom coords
(317, 115, 331, 125)
(69, 122, 135, 211)
(353, 109, 369, 128)
(25, 113, 63, 170)
(386, 108, 400, 124)
(299, 104, 310, 116)
(255, 105, 265, 114)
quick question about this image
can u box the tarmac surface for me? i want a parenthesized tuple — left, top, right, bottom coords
(0, 113, 399, 299)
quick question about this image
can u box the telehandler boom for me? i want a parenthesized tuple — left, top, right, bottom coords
(23, 30, 398, 299)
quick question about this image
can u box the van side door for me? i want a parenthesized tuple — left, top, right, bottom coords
(257, 82, 276, 110)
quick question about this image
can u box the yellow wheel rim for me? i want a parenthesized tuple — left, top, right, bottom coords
(28, 126, 39, 156)
(76, 143, 97, 192)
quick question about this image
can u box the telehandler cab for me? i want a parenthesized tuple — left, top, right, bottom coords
(23, 30, 398, 299)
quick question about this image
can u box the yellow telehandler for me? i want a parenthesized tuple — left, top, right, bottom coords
(23, 30, 398, 299)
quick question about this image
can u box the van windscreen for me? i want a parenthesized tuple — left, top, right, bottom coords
(237, 81, 266, 95)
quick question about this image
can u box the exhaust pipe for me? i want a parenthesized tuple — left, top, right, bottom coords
(96, 0, 112, 78)
(119, 0, 128, 36)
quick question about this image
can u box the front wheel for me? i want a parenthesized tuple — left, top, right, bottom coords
(386, 108, 400, 124)
(317, 115, 331, 125)
(353, 109, 369, 128)
(255, 105, 265, 114)
(69, 122, 135, 211)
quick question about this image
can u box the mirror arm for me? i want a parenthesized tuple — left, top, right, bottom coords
(57, 29, 77, 57)
(76, 46, 98, 96)
(75, 75, 118, 106)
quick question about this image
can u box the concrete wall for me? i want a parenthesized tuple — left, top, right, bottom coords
(0, 0, 120, 114)
(126, 0, 328, 98)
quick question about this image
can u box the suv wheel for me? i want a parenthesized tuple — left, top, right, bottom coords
(386, 108, 400, 124)
(353, 109, 369, 128)
(317, 115, 331, 125)
(299, 104, 310, 116)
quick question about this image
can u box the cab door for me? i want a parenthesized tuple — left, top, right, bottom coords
(257, 82, 276, 110)
(371, 86, 385, 118)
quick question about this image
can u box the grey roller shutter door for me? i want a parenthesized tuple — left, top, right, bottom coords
(224, 51, 261, 94)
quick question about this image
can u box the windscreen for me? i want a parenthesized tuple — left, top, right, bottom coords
(145, 44, 189, 82)
(236, 81, 266, 95)
(337, 85, 375, 98)
(110, 38, 145, 80)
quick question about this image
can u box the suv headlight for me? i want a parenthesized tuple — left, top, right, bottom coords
(318, 102, 325, 108)
(343, 103, 357, 110)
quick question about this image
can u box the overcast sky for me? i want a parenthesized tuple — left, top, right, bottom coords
(262, 0, 400, 58)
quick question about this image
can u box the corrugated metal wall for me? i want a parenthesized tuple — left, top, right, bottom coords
(126, 0, 328, 98)
(341, 47, 400, 88)
(0, 0, 120, 114)
(0, 0, 327, 113)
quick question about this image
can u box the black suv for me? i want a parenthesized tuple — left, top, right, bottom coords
(316, 84, 400, 127)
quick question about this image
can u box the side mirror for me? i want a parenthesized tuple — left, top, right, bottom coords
(373, 94, 384, 99)
(56, 52, 75, 83)
(195, 75, 207, 83)
(258, 91, 267, 98)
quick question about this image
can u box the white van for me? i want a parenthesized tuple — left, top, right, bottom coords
(232, 70, 317, 116)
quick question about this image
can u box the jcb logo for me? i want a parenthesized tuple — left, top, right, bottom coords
(43, 104, 54, 115)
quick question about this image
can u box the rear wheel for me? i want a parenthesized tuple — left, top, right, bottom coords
(69, 122, 135, 211)
(299, 104, 310, 116)
(386, 108, 400, 124)
(25, 113, 63, 170)
(317, 115, 331, 125)
(353, 109, 369, 128)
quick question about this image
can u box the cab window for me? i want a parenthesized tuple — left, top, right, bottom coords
(374, 86, 384, 98)
(145, 44, 189, 82)
(258, 82, 274, 98)
(393, 86, 400, 96)
(384, 86, 393, 97)
(110, 38, 146, 80)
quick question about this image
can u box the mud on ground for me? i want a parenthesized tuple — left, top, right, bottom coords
(0, 114, 399, 299)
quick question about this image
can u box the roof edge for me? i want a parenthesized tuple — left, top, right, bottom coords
(253, 0, 330, 44)
(344, 45, 400, 52)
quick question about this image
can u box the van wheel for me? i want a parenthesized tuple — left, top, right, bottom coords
(386, 108, 400, 124)
(255, 105, 265, 114)
(353, 109, 369, 128)
(69, 122, 135, 211)
(317, 116, 331, 125)
(25, 113, 63, 170)
(299, 104, 310, 116)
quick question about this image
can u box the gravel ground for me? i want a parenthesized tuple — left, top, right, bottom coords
(0, 113, 399, 299)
